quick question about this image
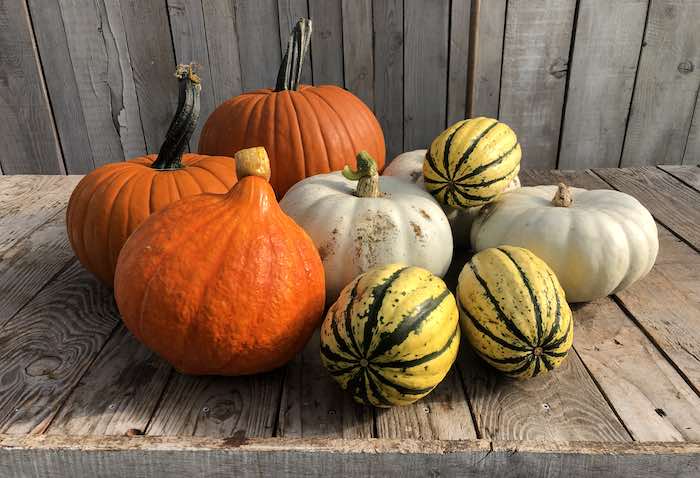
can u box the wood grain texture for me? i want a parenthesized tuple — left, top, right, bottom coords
(277, 0, 313, 85)
(658, 165, 700, 191)
(0, 0, 64, 174)
(403, 0, 450, 150)
(45, 0, 147, 166)
(26, 0, 93, 173)
(472, 0, 506, 118)
(119, 0, 177, 153)
(558, 0, 648, 169)
(594, 167, 700, 250)
(621, 0, 700, 166)
(201, 0, 243, 104)
(1, 436, 699, 478)
(341, 0, 374, 108)
(46, 325, 171, 436)
(277, 331, 373, 438)
(372, 0, 403, 160)
(234, 0, 282, 91)
(0, 262, 119, 434)
(446, 0, 471, 125)
(147, 370, 283, 437)
(375, 367, 477, 440)
(499, 0, 576, 169)
(308, 0, 344, 85)
(684, 91, 700, 164)
(166, 0, 217, 150)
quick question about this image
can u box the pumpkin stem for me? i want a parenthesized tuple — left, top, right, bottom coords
(551, 182, 573, 207)
(274, 18, 312, 92)
(234, 147, 272, 181)
(343, 151, 380, 198)
(151, 64, 202, 170)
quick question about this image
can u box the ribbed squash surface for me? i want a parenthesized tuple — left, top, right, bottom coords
(423, 117, 521, 209)
(320, 264, 459, 407)
(457, 246, 573, 379)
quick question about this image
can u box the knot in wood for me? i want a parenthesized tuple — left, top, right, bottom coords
(678, 61, 694, 74)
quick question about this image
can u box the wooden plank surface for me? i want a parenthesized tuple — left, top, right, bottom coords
(277, 0, 313, 85)
(499, 0, 577, 169)
(342, 0, 374, 108)
(594, 167, 700, 250)
(558, 0, 648, 169)
(1, 435, 698, 478)
(120, 0, 177, 153)
(403, 0, 450, 150)
(201, 0, 243, 104)
(658, 165, 700, 191)
(372, 0, 403, 160)
(0, 0, 64, 174)
(235, 0, 282, 91)
(277, 331, 373, 438)
(446, 0, 471, 125)
(472, 0, 506, 118)
(0, 263, 118, 434)
(621, 0, 700, 166)
(307, 0, 344, 86)
(25, 0, 94, 173)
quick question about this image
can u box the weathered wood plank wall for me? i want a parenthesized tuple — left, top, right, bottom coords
(0, 0, 699, 174)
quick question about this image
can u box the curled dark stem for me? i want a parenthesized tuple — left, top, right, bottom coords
(275, 18, 312, 91)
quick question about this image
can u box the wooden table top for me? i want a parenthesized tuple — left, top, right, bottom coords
(0, 167, 698, 477)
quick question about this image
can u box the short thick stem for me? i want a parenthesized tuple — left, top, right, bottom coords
(151, 64, 201, 170)
(551, 182, 573, 207)
(343, 151, 380, 198)
(274, 18, 312, 91)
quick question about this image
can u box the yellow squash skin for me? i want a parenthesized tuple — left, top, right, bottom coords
(320, 264, 460, 407)
(457, 246, 573, 379)
(423, 117, 521, 209)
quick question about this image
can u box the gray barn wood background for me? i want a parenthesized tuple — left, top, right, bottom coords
(0, 0, 698, 176)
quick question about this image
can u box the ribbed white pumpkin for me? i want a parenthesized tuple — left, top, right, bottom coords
(384, 149, 520, 246)
(471, 183, 658, 302)
(280, 152, 453, 302)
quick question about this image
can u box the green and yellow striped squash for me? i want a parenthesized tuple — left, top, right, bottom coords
(423, 117, 521, 209)
(320, 264, 460, 407)
(457, 246, 573, 379)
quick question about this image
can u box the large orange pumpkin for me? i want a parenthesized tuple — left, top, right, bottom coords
(114, 147, 326, 375)
(199, 18, 385, 197)
(66, 65, 237, 286)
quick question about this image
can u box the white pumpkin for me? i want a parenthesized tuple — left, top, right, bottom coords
(471, 183, 659, 302)
(384, 149, 520, 246)
(280, 152, 453, 302)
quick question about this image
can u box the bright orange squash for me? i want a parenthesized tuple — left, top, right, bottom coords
(114, 147, 326, 375)
(66, 65, 236, 286)
(199, 18, 385, 197)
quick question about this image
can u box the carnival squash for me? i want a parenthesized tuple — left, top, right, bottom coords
(199, 18, 385, 197)
(423, 117, 521, 209)
(66, 65, 236, 286)
(114, 147, 325, 375)
(457, 246, 573, 379)
(471, 183, 659, 302)
(321, 264, 460, 407)
(280, 151, 453, 303)
(384, 149, 520, 246)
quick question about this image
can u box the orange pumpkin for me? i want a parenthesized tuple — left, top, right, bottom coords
(114, 147, 326, 375)
(66, 64, 237, 286)
(199, 18, 385, 197)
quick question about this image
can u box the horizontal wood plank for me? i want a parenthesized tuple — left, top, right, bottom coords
(658, 165, 700, 192)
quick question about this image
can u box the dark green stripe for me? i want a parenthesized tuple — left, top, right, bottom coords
(331, 310, 360, 360)
(361, 267, 409, 356)
(451, 120, 499, 177)
(455, 143, 518, 183)
(346, 369, 370, 404)
(469, 262, 534, 347)
(452, 184, 497, 203)
(458, 299, 532, 353)
(532, 357, 542, 376)
(544, 319, 572, 350)
(423, 176, 448, 184)
(443, 120, 473, 177)
(365, 371, 394, 406)
(497, 248, 544, 344)
(374, 325, 458, 369)
(459, 161, 519, 188)
(424, 149, 449, 181)
(367, 367, 434, 396)
(369, 289, 450, 360)
(541, 355, 554, 371)
(320, 342, 357, 364)
(540, 271, 563, 346)
(544, 349, 568, 358)
(481, 352, 532, 365)
(501, 355, 534, 377)
(343, 279, 363, 357)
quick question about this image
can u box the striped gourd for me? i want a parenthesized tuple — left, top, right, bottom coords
(423, 117, 521, 209)
(320, 264, 460, 407)
(457, 246, 573, 379)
